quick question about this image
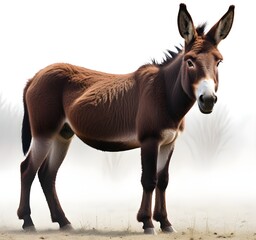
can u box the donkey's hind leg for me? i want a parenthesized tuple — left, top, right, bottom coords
(38, 129, 73, 230)
(17, 138, 52, 230)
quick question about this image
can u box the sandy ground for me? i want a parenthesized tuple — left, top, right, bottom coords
(1, 228, 256, 240)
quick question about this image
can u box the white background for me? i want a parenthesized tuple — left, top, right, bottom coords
(0, 0, 255, 233)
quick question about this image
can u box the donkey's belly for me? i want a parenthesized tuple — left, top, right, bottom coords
(79, 137, 140, 152)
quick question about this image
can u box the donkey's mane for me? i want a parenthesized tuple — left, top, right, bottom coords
(152, 24, 207, 68)
(152, 46, 183, 67)
(196, 23, 207, 36)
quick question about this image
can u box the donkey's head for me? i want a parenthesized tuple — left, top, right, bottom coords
(178, 4, 234, 114)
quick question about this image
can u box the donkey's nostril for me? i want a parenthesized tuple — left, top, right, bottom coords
(199, 95, 204, 103)
(214, 95, 218, 103)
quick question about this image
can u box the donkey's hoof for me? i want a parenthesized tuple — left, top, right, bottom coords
(23, 225, 36, 232)
(144, 228, 157, 235)
(162, 225, 177, 233)
(22, 215, 36, 232)
(60, 224, 74, 232)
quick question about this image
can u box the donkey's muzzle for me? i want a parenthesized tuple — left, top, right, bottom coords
(196, 79, 217, 114)
(198, 93, 217, 114)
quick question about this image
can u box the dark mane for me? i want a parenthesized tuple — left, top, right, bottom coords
(196, 23, 207, 36)
(152, 23, 207, 67)
(152, 46, 183, 67)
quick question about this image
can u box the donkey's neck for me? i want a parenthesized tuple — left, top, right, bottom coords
(163, 55, 195, 123)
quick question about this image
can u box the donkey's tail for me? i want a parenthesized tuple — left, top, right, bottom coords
(22, 81, 32, 155)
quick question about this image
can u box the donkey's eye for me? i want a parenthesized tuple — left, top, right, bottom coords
(217, 60, 222, 67)
(187, 59, 194, 68)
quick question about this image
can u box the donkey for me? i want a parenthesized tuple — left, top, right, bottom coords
(17, 4, 234, 234)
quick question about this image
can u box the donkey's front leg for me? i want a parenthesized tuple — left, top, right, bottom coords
(137, 138, 158, 234)
(153, 144, 175, 233)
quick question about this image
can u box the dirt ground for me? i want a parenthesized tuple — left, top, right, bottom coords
(1, 228, 256, 240)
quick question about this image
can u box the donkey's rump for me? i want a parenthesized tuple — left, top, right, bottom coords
(25, 64, 73, 138)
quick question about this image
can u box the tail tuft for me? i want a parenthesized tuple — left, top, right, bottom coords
(21, 83, 32, 155)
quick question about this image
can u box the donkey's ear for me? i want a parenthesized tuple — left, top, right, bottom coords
(178, 3, 197, 45)
(206, 5, 235, 45)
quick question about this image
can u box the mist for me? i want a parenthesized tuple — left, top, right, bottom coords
(0, 0, 256, 235)
(1, 93, 256, 233)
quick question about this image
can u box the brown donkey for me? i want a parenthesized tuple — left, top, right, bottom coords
(17, 4, 234, 234)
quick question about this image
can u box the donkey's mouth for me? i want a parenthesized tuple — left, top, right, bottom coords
(198, 104, 213, 114)
(198, 97, 216, 114)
